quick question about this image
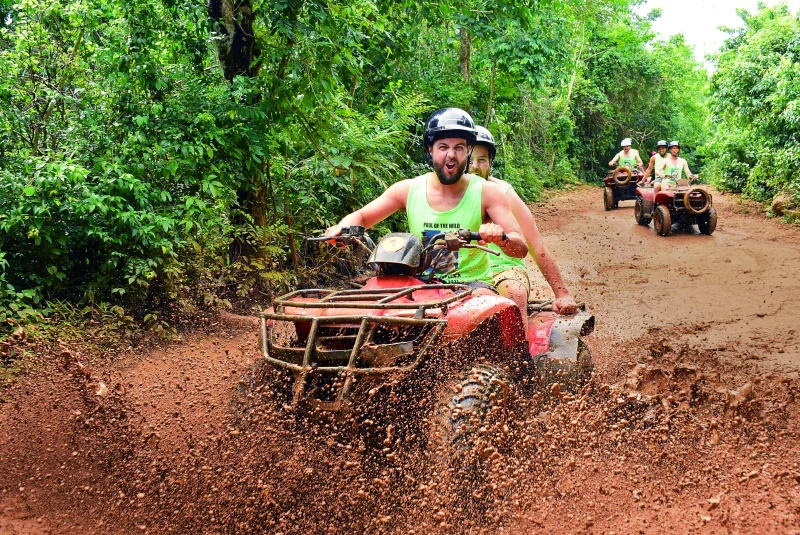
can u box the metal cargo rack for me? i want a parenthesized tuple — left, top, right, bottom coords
(261, 284, 473, 410)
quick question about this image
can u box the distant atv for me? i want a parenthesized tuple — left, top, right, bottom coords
(604, 166, 644, 210)
(634, 179, 717, 236)
(259, 227, 594, 455)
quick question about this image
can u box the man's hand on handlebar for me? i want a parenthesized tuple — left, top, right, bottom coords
(324, 224, 343, 239)
(478, 223, 508, 247)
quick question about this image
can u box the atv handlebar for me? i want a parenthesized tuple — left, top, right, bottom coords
(309, 226, 376, 253)
(312, 227, 507, 257)
(466, 231, 508, 243)
(423, 229, 506, 257)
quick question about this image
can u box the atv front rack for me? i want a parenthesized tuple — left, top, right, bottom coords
(261, 284, 472, 411)
(272, 283, 472, 313)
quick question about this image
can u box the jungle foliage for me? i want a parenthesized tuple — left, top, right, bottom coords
(0, 0, 711, 327)
(704, 3, 800, 203)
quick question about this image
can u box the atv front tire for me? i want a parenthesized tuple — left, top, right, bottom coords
(433, 363, 514, 454)
(654, 205, 672, 236)
(698, 206, 718, 235)
(604, 187, 614, 211)
(634, 197, 651, 226)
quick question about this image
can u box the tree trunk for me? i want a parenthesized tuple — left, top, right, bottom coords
(459, 28, 471, 83)
(485, 60, 497, 125)
(207, 0, 258, 80)
(207, 1, 267, 263)
(549, 23, 585, 173)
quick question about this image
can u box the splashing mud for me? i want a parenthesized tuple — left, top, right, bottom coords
(2, 187, 800, 533)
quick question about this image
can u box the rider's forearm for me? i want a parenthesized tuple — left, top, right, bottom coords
(505, 190, 571, 297)
(529, 241, 571, 299)
(337, 211, 366, 228)
(502, 232, 528, 258)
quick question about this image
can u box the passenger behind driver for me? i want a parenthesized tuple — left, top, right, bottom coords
(655, 141, 696, 198)
(469, 126, 577, 320)
(641, 140, 669, 186)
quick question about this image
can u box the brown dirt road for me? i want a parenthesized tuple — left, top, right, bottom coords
(2, 186, 800, 534)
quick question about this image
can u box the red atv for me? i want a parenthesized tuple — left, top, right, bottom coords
(259, 226, 594, 453)
(604, 166, 644, 210)
(634, 180, 717, 236)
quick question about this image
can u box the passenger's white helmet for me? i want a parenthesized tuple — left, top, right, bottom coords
(620, 138, 632, 147)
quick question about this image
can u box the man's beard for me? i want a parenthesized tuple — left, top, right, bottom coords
(433, 158, 468, 185)
(471, 165, 489, 179)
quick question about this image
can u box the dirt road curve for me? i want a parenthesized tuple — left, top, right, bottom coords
(2, 186, 800, 534)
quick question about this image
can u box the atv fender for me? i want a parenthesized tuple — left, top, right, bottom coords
(529, 311, 594, 390)
(545, 311, 594, 361)
(442, 294, 526, 349)
(636, 187, 653, 201)
(528, 311, 594, 359)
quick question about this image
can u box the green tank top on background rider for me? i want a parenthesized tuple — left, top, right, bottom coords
(486, 179, 526, 276)
(653, 153, 666, 175)
(663, 158, 685, 180)
(406, 173, 491, 284)
(619, 151, 637, 169)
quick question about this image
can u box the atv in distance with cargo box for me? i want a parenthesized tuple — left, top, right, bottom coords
(604, 166, 645, 211)
(634, 179, 717, 236)
(259, 226, 594, 456)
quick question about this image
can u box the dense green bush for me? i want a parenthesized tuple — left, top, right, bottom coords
(705, 4, 800, 202)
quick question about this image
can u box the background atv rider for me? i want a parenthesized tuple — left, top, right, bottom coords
(609, 137, 644, 172)
(641, 140, 669, 185)
(468, 125, 578, 322)
(325, 107, 529, 317)
(654, 140, 697, 199)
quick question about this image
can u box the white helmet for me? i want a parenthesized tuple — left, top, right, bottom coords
(620, 138, 632, 147)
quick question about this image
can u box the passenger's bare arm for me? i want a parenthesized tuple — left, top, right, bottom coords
(482, 182, 527, 258)
(642, 155, 657, 182)
(505, 188, 577, 314)
(325, 180, 411, 237)
(656, 160, 667, 178)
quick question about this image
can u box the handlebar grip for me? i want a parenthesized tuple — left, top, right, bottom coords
(468, 232, 508, 242)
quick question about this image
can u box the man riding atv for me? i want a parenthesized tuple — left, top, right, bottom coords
(609, 138, 644, 172)
(468, 125, 577, 325)
(654, 141, 697, 198)
(325, 108, 530, 322)
(641, 140, 668, 185)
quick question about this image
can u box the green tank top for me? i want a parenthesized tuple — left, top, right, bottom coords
(619, 151, 637, 169)
(406, 173, 491, 284)
(487, 179, 526, 275)
(653, 153, 666, 173)
(663, 158, 685, 180)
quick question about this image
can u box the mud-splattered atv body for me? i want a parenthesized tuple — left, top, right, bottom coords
(634, 183, 717, 236)
(259, 227, 594, 450)
(604, 166, 644, 210)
